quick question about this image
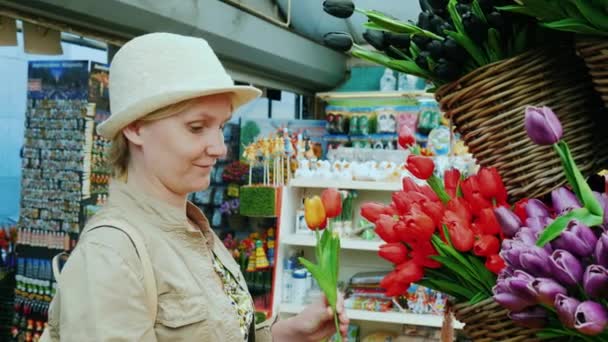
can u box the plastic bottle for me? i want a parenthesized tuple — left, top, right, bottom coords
(380, 68, 396, 92)
(292, 269, 308, 304)
(281, 254, 295, 303)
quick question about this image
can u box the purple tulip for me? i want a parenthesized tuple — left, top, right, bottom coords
(514, 227, 537, 245)
(555, 294, 580, 328)
(506, 270, 537, 301)
(593, 192, 608, 225)
(493, 282, 535, 312)
(575, 301, 608, 336)
(552, 187, 581, 216)
(552, 220, 598, 258)
(519, 246, 551, 277)
(526, 199, 551, 219)
(549, 250, 584, 287)
(494, 206, 522, 238)
(596, 231, 608, 267)
(525, 216, 553, 233)
(529, 277, 567, 306)
(509, 306, 548, 329)
(500, 240, 524, 269)
(583, 264, 608, 298)
(524, 106, 563, 145)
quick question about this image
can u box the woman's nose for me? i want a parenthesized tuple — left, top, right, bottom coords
(206, 130, 227, 158)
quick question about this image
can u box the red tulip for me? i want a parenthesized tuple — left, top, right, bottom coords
(469, 193, 493, 216)
(397, 212, 436, 243)
(381, 271, 408, 297)
(361, 202, 386, 223)
(406, 155, 435, 180)
(473, 235, 500, 257)
(321, 188, 342, 218)
(461, 175, 493, 214)
(478, 167, 508, 204)
(405, 191, 432, 206)
(444, 168, 461, 198)
(411, 240, 441, 268)
(421, 201, 445, 227)
(461, 175, 479, 202)
(375, 214, 400, 243)
(447, 220, 475, 252)
(392, 191, 411, 215)
(475, 208, 501, 235)
(398, 125, 415, 149)
(402, 177, 421, 192)
(419, 185, 440, 203)
(485, 254, 506, 274)
(514, 198, 529, 222)
(395, 260, 425, 284)
(379, 243, 409, 264)
(447, 198, 472, 222)
(383, 204, 399, 217)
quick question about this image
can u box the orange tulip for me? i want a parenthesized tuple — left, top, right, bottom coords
(304, 196, 327, 230)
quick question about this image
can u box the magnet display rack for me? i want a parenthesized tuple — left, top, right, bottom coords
(11, 61, 109, 342)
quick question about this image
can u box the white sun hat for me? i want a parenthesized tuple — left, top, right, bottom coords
(97, 32, 262, 139)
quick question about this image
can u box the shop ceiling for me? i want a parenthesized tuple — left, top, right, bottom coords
(0, 0, 420, 94)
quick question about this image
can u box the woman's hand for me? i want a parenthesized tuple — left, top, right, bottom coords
(272, 293, 350, 342)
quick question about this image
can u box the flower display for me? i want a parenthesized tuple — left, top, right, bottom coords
(363, 153, 510, 303)
(492, 106, 607, 339)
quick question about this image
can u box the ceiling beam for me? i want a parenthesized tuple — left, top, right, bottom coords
(0, 0, 348, 94)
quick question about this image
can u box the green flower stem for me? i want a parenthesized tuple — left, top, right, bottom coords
(427, 175, 451, 204)
(555, 141, 603, 217)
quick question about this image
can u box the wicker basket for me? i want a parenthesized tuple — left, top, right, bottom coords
(576, 37, 608, 108)
(435, 47, 604, 200)
(452, 298, 541, 342)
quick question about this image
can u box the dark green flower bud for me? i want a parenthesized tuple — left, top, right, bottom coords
(323, 0, 355, 19)
(386, 33, 410, 49)
(323, 32, 353, 52)
(363, 29, 388, 51)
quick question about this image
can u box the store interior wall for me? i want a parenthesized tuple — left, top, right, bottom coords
(0, 32, 107, 222)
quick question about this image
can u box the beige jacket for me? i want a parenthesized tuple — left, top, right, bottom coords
(49, 180, 273, 341)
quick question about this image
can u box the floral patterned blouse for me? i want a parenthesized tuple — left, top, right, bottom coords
(211, 253, 254, 341)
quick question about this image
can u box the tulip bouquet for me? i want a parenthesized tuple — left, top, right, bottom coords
(362, 138, 512, 304)
(492, 106, 608, 340)
(500, 0, 608, 37)
(300, 188, 343, 341)
(322, 0, 547, 86)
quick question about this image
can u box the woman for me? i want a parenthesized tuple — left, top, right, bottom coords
(44, 33, 349, 341)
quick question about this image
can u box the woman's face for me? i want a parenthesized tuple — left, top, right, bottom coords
(131, 94, 231, 195)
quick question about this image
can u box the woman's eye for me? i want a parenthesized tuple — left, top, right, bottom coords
(189, 126, 204, 133)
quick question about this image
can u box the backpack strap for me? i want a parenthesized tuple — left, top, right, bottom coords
(82, 220, 158, 321)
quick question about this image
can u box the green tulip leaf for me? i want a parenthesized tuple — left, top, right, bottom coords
(357, 9, 443, 40)
(466, 254, 496, 291)
(430, 255, 487, 293)
(427, 278, 477, 299)
(536, 208, 603, 246)
(541, 18, 608, 36)
(472, 0, 488, 24)
(469, 291, 488, 305)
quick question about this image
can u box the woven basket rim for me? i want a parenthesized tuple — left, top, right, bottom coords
(435, 48, 547, 102)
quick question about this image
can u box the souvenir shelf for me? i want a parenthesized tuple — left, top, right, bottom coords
(272, 184, 460, 336)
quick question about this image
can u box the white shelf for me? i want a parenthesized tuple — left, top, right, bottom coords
(316, 91, 433, 100)
(281, 234, 382, 251)
(289, 178, 401, 191)
(279, 303, 463, 329)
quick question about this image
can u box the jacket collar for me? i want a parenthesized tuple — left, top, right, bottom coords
(107, 179, 212, 236)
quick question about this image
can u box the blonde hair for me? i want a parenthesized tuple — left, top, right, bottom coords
(105, 98, 200, 179)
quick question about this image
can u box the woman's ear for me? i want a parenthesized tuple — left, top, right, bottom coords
(122, 121, 144, 147)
